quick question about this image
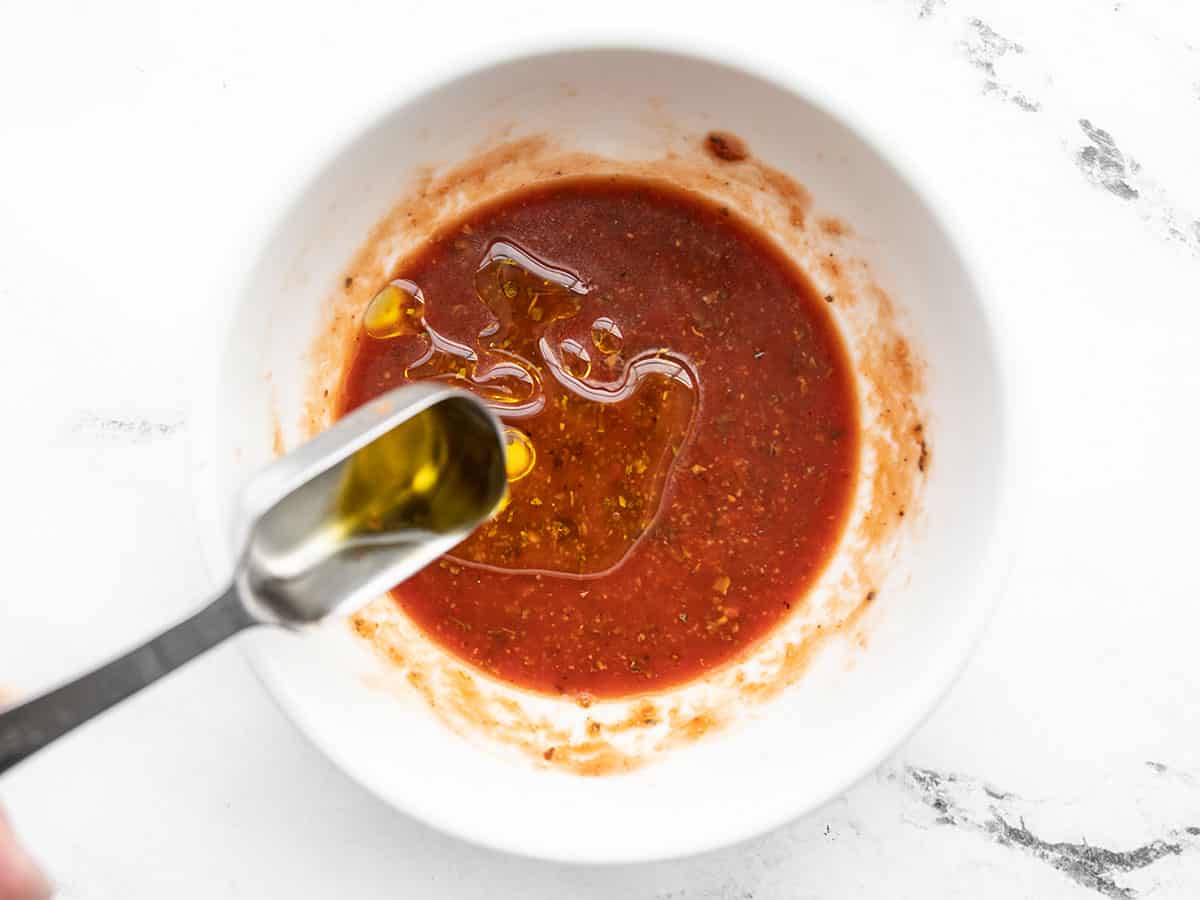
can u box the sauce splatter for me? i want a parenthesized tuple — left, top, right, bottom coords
(705, 131, 749, 162)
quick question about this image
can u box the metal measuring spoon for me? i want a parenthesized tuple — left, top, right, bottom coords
(0, 383, 507, 774)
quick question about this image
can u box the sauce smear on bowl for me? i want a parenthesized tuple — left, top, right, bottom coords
(341, 176, 858, 699)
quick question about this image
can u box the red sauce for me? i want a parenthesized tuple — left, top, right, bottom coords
(341, 177, 859, 698)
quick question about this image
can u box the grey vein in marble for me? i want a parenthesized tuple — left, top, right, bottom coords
(1078, 120, 1139, 200)
(1075, 119, 1200, 254)
(64, 411, 184, 444)
(1145, 759, 1198, 787)
(961, 18, 1041, 112)
(899, 766, 1200, 899)
(916, 0, 945, 19)
(926, 7, 1200, 258)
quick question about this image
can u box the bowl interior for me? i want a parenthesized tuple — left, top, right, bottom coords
(192, 47, 1009, 862)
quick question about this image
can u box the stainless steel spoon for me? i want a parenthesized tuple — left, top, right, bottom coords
(0, 383, 507, 774)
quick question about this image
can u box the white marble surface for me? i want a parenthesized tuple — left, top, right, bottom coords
(2, 0, 1199, 896)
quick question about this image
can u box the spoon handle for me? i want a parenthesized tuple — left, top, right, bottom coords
(0, 584, 255, 775)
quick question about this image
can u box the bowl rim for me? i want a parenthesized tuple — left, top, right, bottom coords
(187, 36, 1025, 864)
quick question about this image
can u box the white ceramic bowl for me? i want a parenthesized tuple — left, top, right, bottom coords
(191, 45, 1015, 863)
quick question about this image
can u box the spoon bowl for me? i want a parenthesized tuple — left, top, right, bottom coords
(239, 384, 507, 625)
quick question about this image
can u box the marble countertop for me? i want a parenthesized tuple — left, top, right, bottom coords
(2, 1, 1198, 897)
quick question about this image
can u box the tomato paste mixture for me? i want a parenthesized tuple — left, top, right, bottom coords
(341, 176, 859, 698)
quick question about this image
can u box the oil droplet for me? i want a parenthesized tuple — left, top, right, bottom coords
(503, 426, 536, 482)
(475, 242, 586, 330)
(469, 365, 540, 407)
(591, 317, 624, 355)
(559, 338, 591, 380)
(376, 242, 584, 418)
(364, 280, 425, 339)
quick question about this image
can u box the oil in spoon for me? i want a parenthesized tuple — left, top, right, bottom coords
(336, 399, 508, 540)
